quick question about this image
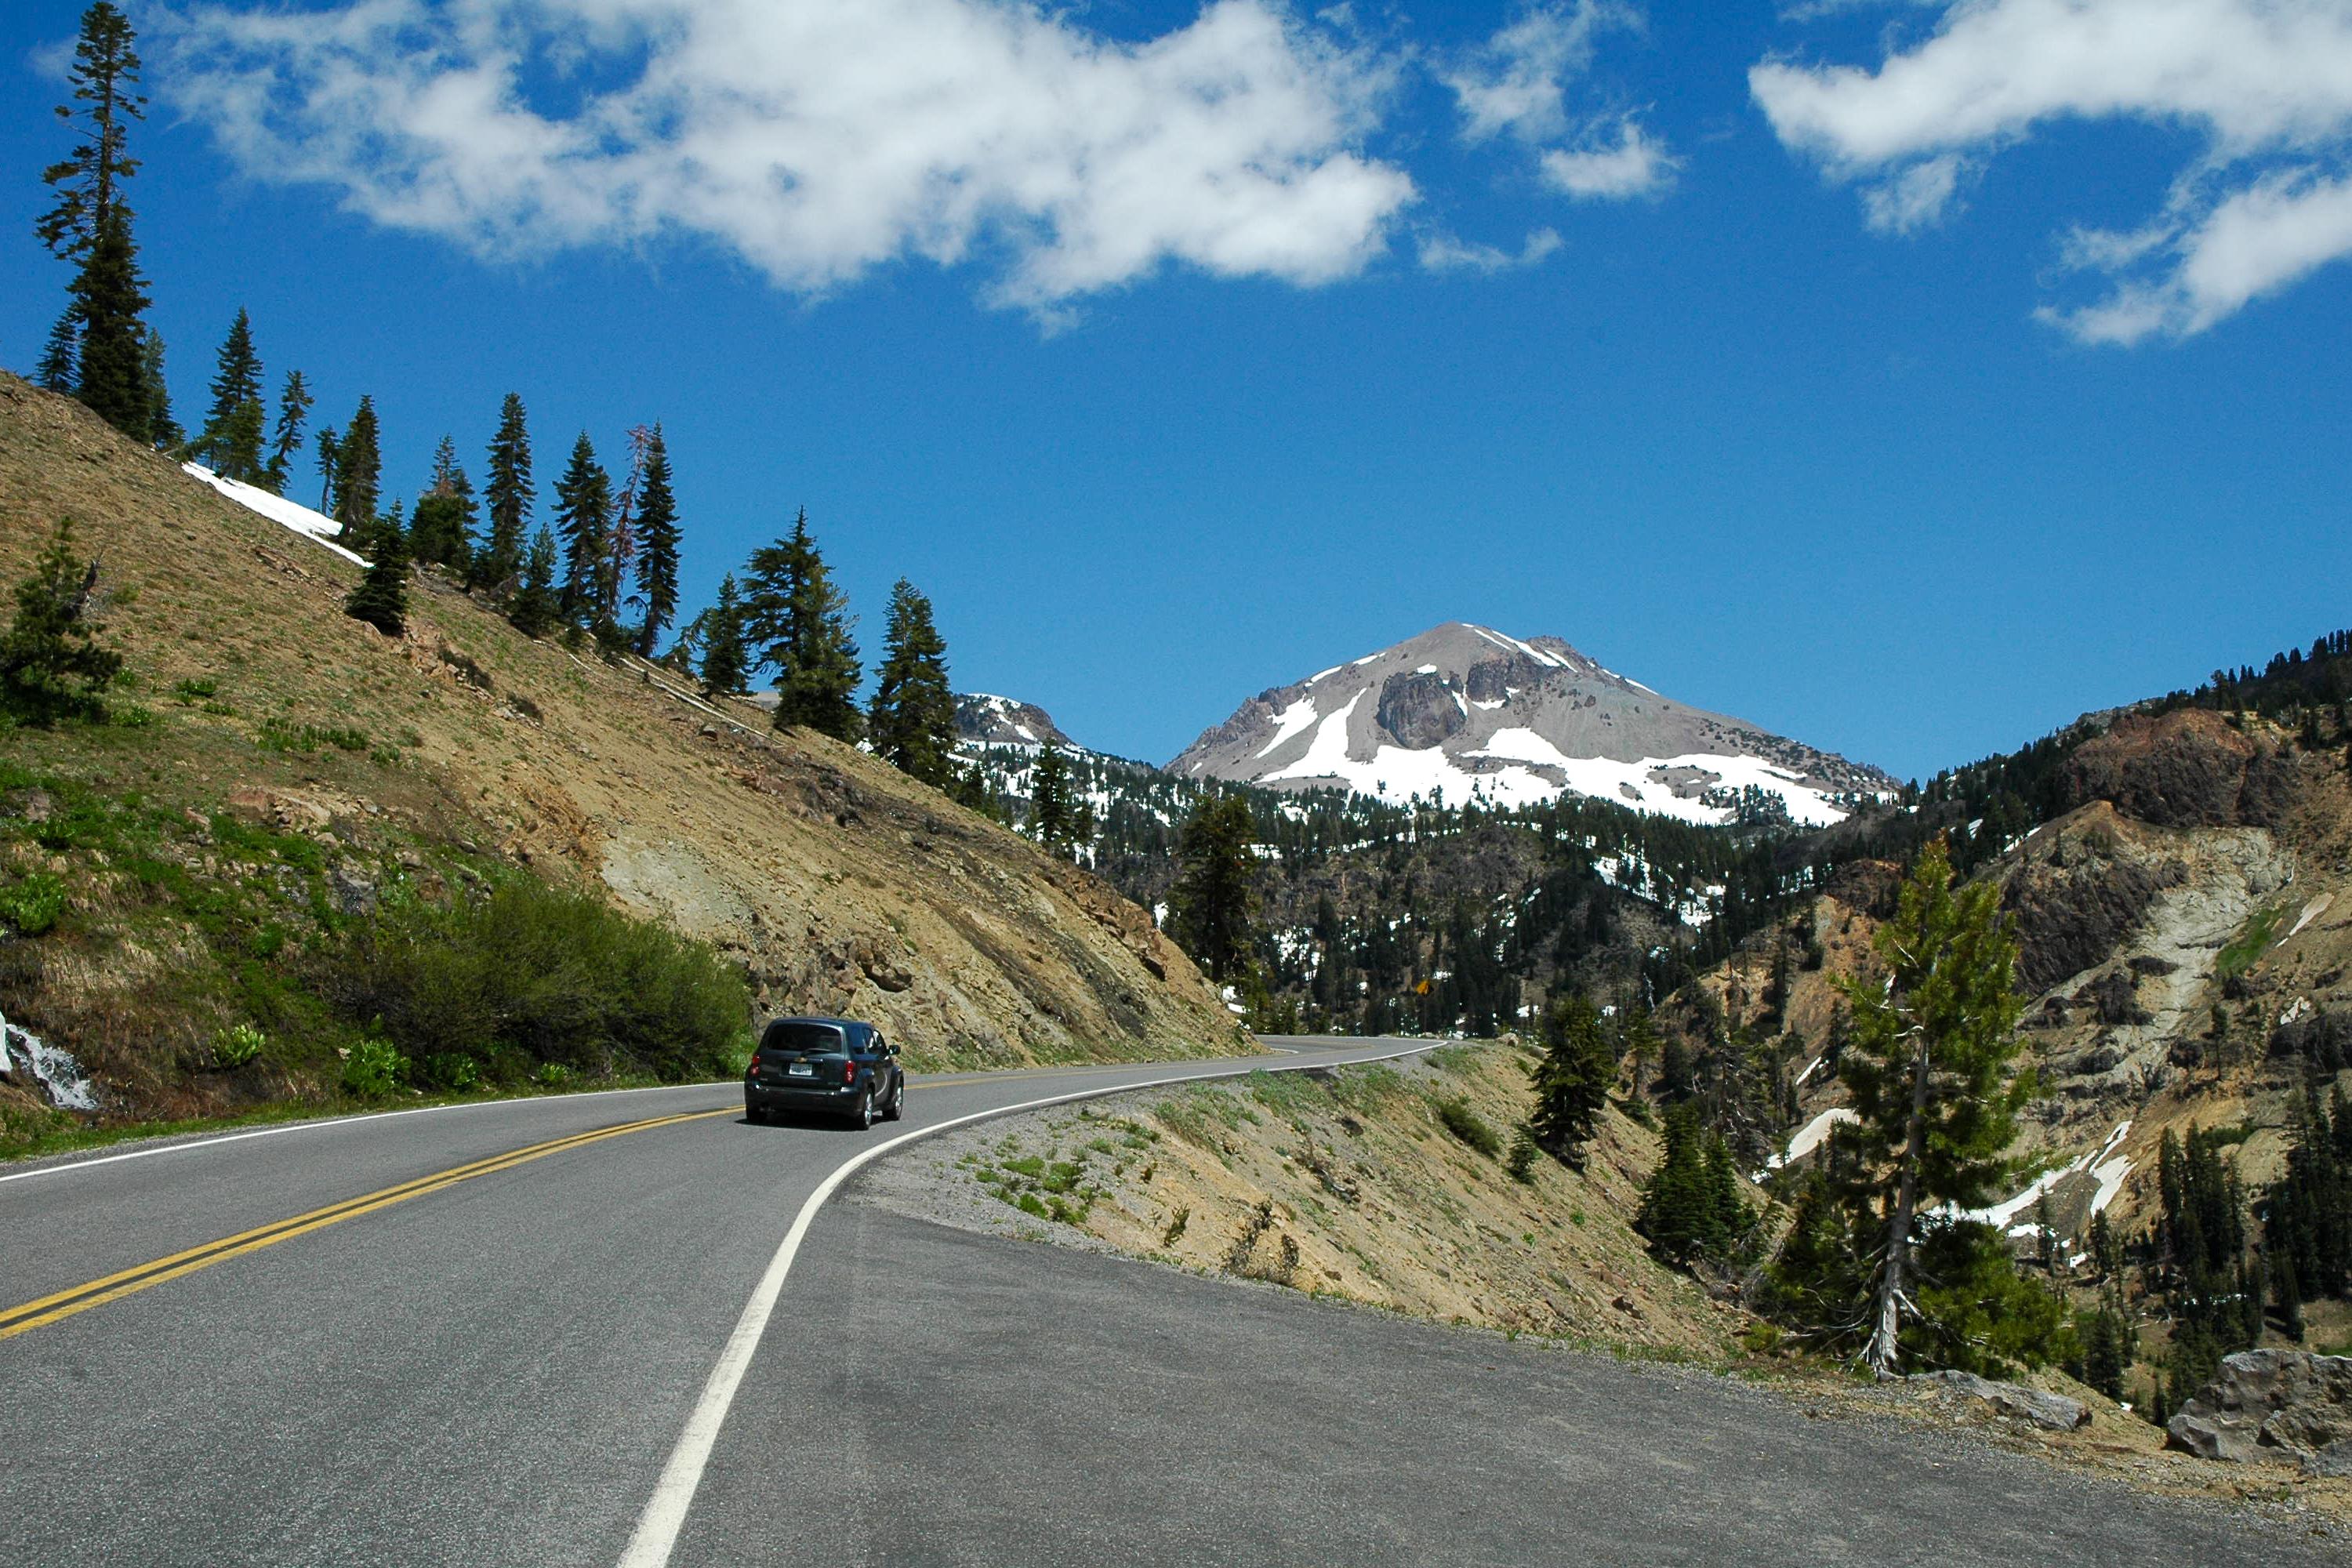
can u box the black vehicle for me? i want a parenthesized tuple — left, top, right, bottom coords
(744, 1016, 906, 1129)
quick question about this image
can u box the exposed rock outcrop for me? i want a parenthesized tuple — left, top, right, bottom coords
(2166, 1351, 2352, 1474)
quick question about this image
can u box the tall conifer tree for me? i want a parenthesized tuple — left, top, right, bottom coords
(742, 509, 861, 739)
(330, 397, 383, 545)
(1167, 792, 1260, 982)
(195, 307, 264, 480)
(868, 579, 958, 789)
(630, 428, 681, 656)
(138, 325, 178, 449)
(38, 310, 79, 394)
(553, 432, 612, 626)
(695, 574, 749, 697)
(1836, 837, 2031, 1375)
(507, 528, 561, 637)
(314, 423, 339, 512)
(477, 393, 532, 592)
(40, 4, 150, 441)
(408, 435, 477, 569)
(262, 368, 310, 495)
(71, 204, 150, 441)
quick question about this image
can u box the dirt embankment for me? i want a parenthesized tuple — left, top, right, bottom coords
(0, 372, 1243, 1127)
(859, 1043, 1744, 1357)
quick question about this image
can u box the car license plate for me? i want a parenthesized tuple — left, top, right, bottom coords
(788, 1062, 815, 1077)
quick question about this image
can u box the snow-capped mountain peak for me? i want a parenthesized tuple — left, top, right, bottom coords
(1169, 622, 1894, 827)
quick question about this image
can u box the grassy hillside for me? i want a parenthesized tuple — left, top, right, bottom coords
(0, 372, 1243, 1145)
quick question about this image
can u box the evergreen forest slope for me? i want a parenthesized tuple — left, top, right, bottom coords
(0, 372, 1241, 1137)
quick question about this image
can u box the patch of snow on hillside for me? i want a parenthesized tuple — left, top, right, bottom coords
(1261, 690, 1367, 785)
(1766, 1106, 1858, 1171)
(1308, 666, 1341, 684)
(1468, 625, 1566, 669)
(1258, 695, 1323, 759)
(1414, 664, 1438, 674)
(2292, 895, 2333, 938)
(1471, 699, 1504, 712)
(183, 463, 366, 564)
(1956, 1122, 2133, 1236)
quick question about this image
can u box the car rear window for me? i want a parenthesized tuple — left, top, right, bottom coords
(761, 1023, 844, 1054)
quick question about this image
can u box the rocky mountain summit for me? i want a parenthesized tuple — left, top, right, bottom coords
(1171, 622, 1896, 826)
(955, 693, 1081, 752)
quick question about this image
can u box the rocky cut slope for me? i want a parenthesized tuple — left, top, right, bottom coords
(1171, 622, 1896, 826)
(1716, 705, 2352, 1338)
(0, 373, 1243, 1127)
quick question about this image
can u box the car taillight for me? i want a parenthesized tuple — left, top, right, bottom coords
(843, 1058, 858, 1083)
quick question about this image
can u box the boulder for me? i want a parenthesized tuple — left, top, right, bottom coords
(2165, 1350, 2352, 1472)
(1913, 1370, 2091, 1431)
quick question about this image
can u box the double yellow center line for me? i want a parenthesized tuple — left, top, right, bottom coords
(0, 1107, 732, 1341)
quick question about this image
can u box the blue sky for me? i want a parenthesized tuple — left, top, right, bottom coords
(5, 0, 2349, 782)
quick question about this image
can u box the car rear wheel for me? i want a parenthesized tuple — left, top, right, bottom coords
(851, 1085, 876, 1131)
(882, 1075, 905, 1122)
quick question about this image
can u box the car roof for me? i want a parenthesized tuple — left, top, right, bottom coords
(765, 1015, 873, 1036)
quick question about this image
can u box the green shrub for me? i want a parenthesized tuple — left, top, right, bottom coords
(342, 1036, 409, 1098)
(213, 1022, 266, 1069)
(321, 877, 750, 1082)
(1435, 1095, 1502, 1159)
(172, 678, 219, 703)
(532, 1062, 574, 1088)
(420, 1052, 481, 1091)
(0, 872, 67, 936)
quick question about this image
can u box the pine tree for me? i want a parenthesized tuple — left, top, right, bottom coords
(407, 434, 477, 570)
(1167, 791, 1260, 985)
(138, 325, 178, 450)
(1029, 740, 1094, 851)
(1, 518, 122, 726)
(70, 204, 151, 441)
(742, 509, 862, 740)
(261, 369, 310, 495)
(40, 5, 150, 442)
(314, 423, 339, 512)
(343, 522, 409, 637)
(506, 528, 561, 637)
(1623, 1000, 1662, 1097)
(630, 426, 680, 656)
(476, 393, 532, 593)
(1638, 1102, 1724, 1265)
(553, 432, 612, 626)
(38, 309, 79, 394)
(1527, 994, 1615, 1169)
(1835, 837, 2032, 1376)
(869, 579, 959, 789)
(194, 308, 264, 480)
(2081, 1300, 2129, 1400)
(330, 397, 383, 544)
(694, 574, 749, 696)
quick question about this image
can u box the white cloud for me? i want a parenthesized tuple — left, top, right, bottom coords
(1416, 227, 1564, 272)
(1858, 151, 1965, 233)
(1751, 0, 2352, 342)
(1540, 117, 1677, 200)
(1443, 2, 1624, 145)
(1443, 2, 1675, 204)
(154, 0, 1417, 314)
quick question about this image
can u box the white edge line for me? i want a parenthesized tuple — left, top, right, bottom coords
(0, 1080, 734, 1189)
(615, 1040, 1439, 1568)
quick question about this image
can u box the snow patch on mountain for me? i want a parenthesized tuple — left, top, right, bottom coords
(184, 463, 366, 564)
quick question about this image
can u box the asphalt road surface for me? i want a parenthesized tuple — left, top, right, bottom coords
(0, 1036, 2329, 1566)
